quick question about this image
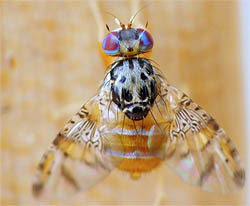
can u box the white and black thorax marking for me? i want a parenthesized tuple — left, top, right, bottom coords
(105, 58, 160, 120)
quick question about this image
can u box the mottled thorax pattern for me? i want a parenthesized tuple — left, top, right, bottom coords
(106, 58, 160, 120)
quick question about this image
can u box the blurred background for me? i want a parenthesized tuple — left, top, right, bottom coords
(1, 0, 249, 205)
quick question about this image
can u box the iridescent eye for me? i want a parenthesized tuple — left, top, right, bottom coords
(137, 28, 154, 52)
(102, 32, 120, 55)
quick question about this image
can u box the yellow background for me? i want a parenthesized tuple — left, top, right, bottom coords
(1, 1, 247, 205)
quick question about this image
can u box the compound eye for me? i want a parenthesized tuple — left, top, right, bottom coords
(137, 28, 153, 52)
(102, 32, 120, 55)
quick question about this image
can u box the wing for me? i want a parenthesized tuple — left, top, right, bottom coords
(156, 81, 245, 193)
(32, 95, 118, 199)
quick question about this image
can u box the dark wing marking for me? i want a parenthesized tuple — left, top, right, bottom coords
(156, 82, 245, 193)
(32, 95, 117, 199)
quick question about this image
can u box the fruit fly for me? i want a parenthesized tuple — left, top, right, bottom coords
(32, 14, 245, 199)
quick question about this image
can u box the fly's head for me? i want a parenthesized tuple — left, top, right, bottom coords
(102, 20, 153, 57)
(109, 58, 159, 121)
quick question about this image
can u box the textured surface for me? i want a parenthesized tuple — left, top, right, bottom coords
(1, 1, 246, 205)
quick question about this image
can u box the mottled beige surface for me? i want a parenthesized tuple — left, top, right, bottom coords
(1, 1, 247, 205)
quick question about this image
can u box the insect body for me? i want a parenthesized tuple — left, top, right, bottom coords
(32, 17, 245, 198)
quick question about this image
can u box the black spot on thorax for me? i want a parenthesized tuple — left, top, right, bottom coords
(139, 85, 149, 101)
(145, 64, 153, 75)
(139, 59, 144, 68)
(111, 85, 121, 105)
(122, 88, 133, 102)
(128, 59, 134, 70)
(140, 72, 148, 80)
(150, 80, 156, 93)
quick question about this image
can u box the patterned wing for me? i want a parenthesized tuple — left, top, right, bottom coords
(157, 82, 245, 193)
(32, 95, 117, 199)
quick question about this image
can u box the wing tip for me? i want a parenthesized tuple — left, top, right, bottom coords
(234, 168, 245, 188)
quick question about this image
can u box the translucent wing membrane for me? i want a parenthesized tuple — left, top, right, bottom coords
(33, 54, 245, 196)
(32, 96, 120, 199)
(156, 81, 245, 193)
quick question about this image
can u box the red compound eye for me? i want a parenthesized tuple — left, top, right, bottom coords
(137, 28, 153, 52)
(102, 32, 120, 55)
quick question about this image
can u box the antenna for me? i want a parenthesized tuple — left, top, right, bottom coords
(128, 4, 150, 28)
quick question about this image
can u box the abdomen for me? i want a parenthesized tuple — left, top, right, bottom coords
(102, 113, 168, 179)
